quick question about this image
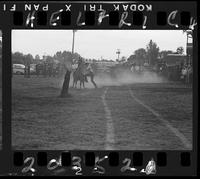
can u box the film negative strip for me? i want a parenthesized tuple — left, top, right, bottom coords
(0, 0, 198, 176)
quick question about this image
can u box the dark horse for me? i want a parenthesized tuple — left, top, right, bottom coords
(72, 63, 97, 89)
(72, 64, 85, 88)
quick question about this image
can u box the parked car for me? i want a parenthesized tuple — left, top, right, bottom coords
(13, 64, 25, 74)
(13, 64, 35, 75)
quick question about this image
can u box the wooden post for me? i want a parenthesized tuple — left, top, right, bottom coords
(60, 30, 76, 97)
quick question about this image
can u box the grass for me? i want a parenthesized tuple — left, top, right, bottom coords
(106, 83, 192, 150)
(12, 75, 193, 150)
(12, 75, 106, 150)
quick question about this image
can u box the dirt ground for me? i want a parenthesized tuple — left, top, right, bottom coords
(12, 75, 193, 150)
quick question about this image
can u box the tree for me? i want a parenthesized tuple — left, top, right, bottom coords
(146, 40, 159, 66)
(159, 50, 174, 59)
(62, 51, 72, 59)
(46, 55, 54, 64)
(60, 52, 73, 97)
(54, 51, 63, 63)
(35, 54, 40, 64)
(120, 56, 127, 63)
(134, 48, 146, 66)
(72, 52, 81, 62)
(176, 46, 184, 54)
(127, 54, 136, 64)
(24, 54, 34, 65)
(12, 52, 25, 64)
(24, 54, 33, 78)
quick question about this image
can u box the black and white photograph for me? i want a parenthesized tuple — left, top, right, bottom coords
(0, 30, 2, 149)
(11, 30, 193, 150)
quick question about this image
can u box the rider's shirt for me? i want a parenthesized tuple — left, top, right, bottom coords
(72, 63, 78, 70)
(87, 64, 93, 73)
(182, 68, 187, 75)
(131, 66, 134, 72)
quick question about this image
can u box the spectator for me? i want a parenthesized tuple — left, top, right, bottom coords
(130, 62, 136, 72)
(181, 65, 187, 83)
(52, 63, 57, 77)
(43, 62, 47, 77)
(36, 63, 40, 76)
(174, 64, 180, 81)
(186, 64, 192, 84)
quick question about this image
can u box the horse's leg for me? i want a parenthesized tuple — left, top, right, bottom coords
(85, 74, 88, 82)
(73, 78, 77, 88)
(90, 74, 97, 88)
(72, 79, 75, 88)
(80, 80, 81, 89)
(80, 80, 82, 89)
(83, 80, 85, 88)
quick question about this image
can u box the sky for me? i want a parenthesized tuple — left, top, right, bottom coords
(12, 30, 188, 60)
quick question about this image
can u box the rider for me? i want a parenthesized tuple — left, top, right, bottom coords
(85, 63, 97, 88)
(86, 63, 93, 73)
(77, 57, 82, 67)
(76, 57, 88, 82)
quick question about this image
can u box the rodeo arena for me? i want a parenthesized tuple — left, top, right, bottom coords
(12, 30, 193, 150)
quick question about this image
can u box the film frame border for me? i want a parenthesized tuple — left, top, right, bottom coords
(10, 150, 195, 176)
(0, 0, 198, 176)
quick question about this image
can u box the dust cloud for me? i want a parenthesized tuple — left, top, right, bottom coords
(67, 68, 166, 89)
(92, 69, 166, 88)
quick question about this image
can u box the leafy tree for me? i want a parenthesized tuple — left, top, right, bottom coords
(62, 51, 72, 59)
(46, 55, 54, 64)
(72, 52, 81, 62)
(12, 52, 25, 64)
(159, 50, 174, 59)
(134, 48, 146, 65)
(54, 51, 63, 62)
(146, 40, 159, 66)
(34, 54, 40, 62)
(127, 54, 136, 64)
(120, 56, 127, 62)
(24, 54, 34, 65)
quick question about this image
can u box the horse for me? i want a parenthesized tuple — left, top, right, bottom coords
(72, 62, 98, 89)
(72, 65, 86, 89)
